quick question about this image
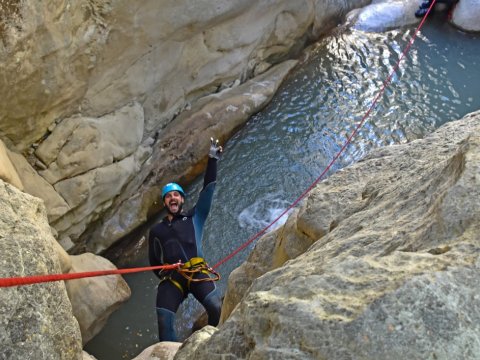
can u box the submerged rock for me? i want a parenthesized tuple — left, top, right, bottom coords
(65, 253, 131, 345)
(451, 0, 480, 32)
(347, 0, 420, 32)
(176, 111, 480, 359)
(348, 0, 480, 33)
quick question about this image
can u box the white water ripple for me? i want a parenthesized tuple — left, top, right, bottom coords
(238, 193, 292, 232)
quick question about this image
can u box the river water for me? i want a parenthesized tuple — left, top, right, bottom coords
(85, 15, 480, 360)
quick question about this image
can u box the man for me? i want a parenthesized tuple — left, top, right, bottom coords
(415, 0, 459, 18)
(148, 138, 223, 341)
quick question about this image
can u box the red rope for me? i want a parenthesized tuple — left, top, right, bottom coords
(212, 0, 436, 269)
(0, 1, 435, 287)
(0, 263, 182, 288)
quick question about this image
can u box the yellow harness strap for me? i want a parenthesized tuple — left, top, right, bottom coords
(182, 257, 220, 284)
(182, 257, 210, 289)
(182, 257, 206, 268)
(168, 278, 185, 295)
(162, 257, 220, 294)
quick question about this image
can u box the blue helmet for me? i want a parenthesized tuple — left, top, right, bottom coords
(161, 183, 185, 199)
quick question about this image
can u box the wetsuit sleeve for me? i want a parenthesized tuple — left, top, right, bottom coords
(196, 157, 217, 218)
(203, 157, 217, 189)
(148, 227, 164, 279)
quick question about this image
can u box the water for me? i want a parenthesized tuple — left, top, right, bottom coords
(85, 16, 480, 360)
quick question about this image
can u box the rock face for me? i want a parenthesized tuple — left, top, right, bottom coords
(0, 181, 82, 360)
(37, 102, 151, 251)
(0, 139, 23, 190)
(174, 327, 218, 360)
(175, 112, 480, 359)
(9, 150, 70, 224)
(0, 0, 370, 253)
(220, 208, 315, 323)
(82, 351, 98, 360)
(132, 341, 182, 360)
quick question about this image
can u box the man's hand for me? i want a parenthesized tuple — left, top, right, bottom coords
(209, 137, 223, 160)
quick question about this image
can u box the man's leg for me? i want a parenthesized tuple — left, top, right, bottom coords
(191, 278, 222, 326)
(202, 288, 222, 326)
(156, 279, 184, 341)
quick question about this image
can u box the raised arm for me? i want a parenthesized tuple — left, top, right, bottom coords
(196, 138, 222, 219)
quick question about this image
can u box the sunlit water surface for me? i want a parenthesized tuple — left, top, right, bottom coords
(85, 17, 480, 359)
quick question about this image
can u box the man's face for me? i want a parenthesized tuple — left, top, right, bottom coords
(163, 191, 184, 215)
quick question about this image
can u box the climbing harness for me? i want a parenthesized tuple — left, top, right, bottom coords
(0, 0, 437, 288)
(159, 257, 220, 295)
(178, 257, 221, 283)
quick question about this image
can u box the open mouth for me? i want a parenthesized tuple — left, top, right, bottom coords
(168, 201, 179, 213)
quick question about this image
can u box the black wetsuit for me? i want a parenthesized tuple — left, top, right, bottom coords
(148, 157, 221, 341)
(415, 0, 459, 17)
